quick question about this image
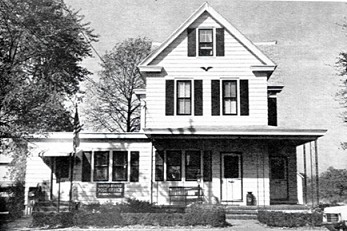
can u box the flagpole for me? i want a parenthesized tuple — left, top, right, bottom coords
(69, 104, 81, 211)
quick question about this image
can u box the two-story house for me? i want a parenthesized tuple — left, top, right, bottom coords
(24, 2, 326, 212)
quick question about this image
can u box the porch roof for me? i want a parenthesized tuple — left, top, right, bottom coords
(143, 126, 327, 145)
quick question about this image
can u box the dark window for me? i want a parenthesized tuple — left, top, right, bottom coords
(203, 151, 212, 182)
(82, 152, 92, 182)
(194, 80, 203, 116)
(270, 157, 287, 180)
(223, 80, 237, 115)
(56, 157, 70, 180)
(177, 81, 191, 115)
(199, 29, 213, 56)
(94, 151, 109, 181)
(155, 151, 164, 181)
(223, 155, 240, 178)
(112, 151, 128, 181)
(130, 151, 139, 182)
(185, 151, 201, 181)
(166, 150, 182, 181)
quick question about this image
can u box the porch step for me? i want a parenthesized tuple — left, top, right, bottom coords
(224, 206, 258, 220)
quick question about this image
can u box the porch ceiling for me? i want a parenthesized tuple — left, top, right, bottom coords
(143, 126, 327, 145)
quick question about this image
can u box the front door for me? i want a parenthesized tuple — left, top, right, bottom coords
(221, 153, 242, 201)
(270, 157, 288, 201)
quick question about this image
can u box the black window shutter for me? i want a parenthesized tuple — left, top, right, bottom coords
(187, 28, 196, 57)
(165, 80, 174, 115)
(194, 80, 203, 116)
(82, 152, 92, 182)
(211, 80, 220, 116)
(240, 80, 249, 116)
(216, 28, 225, 56)
(268, 97, 277, 126)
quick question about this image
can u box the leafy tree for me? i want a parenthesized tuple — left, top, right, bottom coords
(0, 0, 97, 139)
(0, 0, 97, 184)
(318, 167, 347, 203)
(83, 37, 151, 132)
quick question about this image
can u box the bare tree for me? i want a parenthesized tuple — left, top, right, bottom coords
(83, 37, 151, 132)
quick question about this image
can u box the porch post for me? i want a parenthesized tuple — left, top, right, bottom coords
(310, 142, 314, 208)
(303, 145, 307, 205)
(315, 140, 320, 205)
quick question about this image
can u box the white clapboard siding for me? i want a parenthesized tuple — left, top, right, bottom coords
(145, 13, 268, 129)
(25, 139, 153, 205)
(145, 77, 268, 128)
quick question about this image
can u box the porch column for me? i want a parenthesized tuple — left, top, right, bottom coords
(303, 145, 307, 205)
(315, 140, 319, 205)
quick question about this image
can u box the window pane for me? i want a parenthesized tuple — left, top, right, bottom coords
(178, 99, 191, 114)
(178, 82, 190, 97)
(224, 155, 239, 178)
(186, 151, 201, 181)
(95, 152, 108, 165)
(167, 166, 181, 181)
(113, 151, 128, 181)
(94, 167, 108, 181)
(167, 151, 181, 181)
(224, 81, 236, 97)
(199, 30, 212, 42)
(224, 99, 237, 114)
(94, 151, 109, 181)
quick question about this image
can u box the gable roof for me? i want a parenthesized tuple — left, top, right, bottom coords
(139, 2, 276, 68)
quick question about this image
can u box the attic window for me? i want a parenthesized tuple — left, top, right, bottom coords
(199, 29, 213, 56)
(187, 28, 224, 57)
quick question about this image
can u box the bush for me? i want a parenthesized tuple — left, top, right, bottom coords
(73, 209, 123, 227)
(185, 204, 227, 227)
(121, 204, 226, 227)
(32, 212, 74, 228)
(257, 210, 323, 227)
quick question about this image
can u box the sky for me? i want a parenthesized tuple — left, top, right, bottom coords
(64, 0, 347, 172)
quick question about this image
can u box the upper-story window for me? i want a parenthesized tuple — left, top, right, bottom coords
(177, 81, 191, 115)
(166, 80, 203, 116)
(199, 29, 213, 56)
(223, 80, 237, 115)
(212, 79, 249, 116)
(187, 28, 224, 57)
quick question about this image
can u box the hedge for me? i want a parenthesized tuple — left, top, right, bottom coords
(257, 210, 323, 227)
(31, 203, 227, 228)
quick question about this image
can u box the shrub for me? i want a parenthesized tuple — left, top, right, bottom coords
(73, 209, 123, 227)
(121, 204, 226, 227)
(32, 212, 74, 228)
(118, 198, 156, 213)
(185, 204, 227, 227)
(257, 210, 323, 227)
